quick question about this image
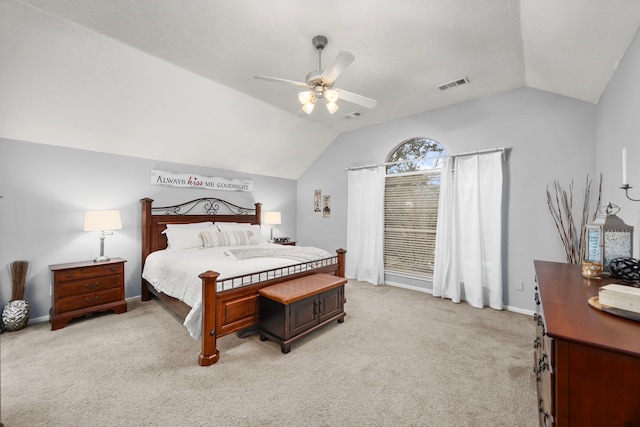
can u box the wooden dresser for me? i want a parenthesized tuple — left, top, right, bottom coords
(534, 260, 640, 427)
(49, 258, 127, 330)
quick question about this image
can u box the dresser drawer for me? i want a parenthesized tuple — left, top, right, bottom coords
(54, 263, 124, 282)
(55, 274, 122, 298)
(56, 287, 123, 314)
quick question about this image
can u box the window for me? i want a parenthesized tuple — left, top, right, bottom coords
(384, 138, 446, 277)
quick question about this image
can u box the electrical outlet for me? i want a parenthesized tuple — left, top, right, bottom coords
(515, 281, 524, 291)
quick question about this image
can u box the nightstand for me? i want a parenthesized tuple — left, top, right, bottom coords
(49, 258, 127, 330)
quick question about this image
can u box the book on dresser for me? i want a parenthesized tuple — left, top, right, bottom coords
(599, 283, 640, 313)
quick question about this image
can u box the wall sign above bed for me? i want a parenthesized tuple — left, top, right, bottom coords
(151, 170, 253, 192)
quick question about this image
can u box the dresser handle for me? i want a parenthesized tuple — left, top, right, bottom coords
(85, 295, 100, 302)
(111, 267, 116, 271)
(538, 354, 549, 372)
(85, 282, 100, 289)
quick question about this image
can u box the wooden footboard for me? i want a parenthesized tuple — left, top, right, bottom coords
(198, 249, 346, 366)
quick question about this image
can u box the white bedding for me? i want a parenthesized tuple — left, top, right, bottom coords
(142, 242, 332, 339)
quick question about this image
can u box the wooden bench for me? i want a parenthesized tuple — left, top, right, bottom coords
(258, 273, 347, 353)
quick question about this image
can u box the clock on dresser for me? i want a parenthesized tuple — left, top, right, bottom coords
(49, 258, 127, 330)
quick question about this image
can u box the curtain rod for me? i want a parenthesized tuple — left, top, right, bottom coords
(345, 147, 507, 171)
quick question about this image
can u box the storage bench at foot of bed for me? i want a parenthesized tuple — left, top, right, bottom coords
(258, 273, 347, 353)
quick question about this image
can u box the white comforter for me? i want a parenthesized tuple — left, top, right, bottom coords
(142, 243, 332, 339)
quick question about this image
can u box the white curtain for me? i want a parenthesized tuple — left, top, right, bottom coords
(433, 151, 503, 309)
(346, 166, 385, 285)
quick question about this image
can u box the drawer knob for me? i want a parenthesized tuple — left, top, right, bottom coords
(85, 282, 100, 289)
(85, 295, 100, 303)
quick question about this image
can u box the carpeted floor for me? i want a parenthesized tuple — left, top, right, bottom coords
(1, 280, 538, 426)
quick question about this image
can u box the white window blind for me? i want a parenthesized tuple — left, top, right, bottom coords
(384, 170, 441, 277)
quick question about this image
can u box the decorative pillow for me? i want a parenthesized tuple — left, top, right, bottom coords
(200, 230, 252, 248)
(163, 228, 205, 250)
(214, 222, 267, 243)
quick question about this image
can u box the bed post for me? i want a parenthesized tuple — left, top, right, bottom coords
(254, 202, 262, 225)
(198, 270, 220, 366)
(140, 198, 154, 301)
(336, 248, 346, 278)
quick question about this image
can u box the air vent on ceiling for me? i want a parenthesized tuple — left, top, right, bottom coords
(438, 77, 470, 91)
(343, 112, 362, 119)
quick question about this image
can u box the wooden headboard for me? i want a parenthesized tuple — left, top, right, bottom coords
(140, 197, 262, 263)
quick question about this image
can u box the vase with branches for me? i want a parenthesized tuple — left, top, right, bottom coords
(546, 175, 602, 264)
(2, 260, 31, 332)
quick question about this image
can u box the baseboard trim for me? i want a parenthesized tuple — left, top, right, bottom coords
(384, 281, 535, 316)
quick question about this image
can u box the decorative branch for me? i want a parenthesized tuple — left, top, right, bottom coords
(546, 174, 602, 264)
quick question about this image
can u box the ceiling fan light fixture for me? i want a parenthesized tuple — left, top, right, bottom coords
(324, 89, 339, 103)
(302, 100, 315, 114)
(298, 90, 315, 105)
(255, 35, 376, 116)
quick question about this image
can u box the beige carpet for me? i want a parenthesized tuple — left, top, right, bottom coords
(1, 280, 537, 426)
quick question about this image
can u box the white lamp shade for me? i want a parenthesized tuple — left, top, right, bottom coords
(326, 101, 339, 114)
(298, 91, 315, 105)
(302, 101, 315, 115)
(263, 211, 282, 225)
(84, 210, 122, 231)
(324, 89, 339, 103)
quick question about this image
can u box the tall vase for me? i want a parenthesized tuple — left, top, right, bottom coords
(2, 299, 30, 332)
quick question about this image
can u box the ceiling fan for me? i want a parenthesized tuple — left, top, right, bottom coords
(254, 35, 377, 115)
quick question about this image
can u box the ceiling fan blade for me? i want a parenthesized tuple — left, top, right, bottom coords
(335, 89, 378, 109)
(254, 75, 309, 88)
(321, 51, 355, 84)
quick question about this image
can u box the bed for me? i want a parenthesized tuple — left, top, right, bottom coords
(140, 197, 346, 366)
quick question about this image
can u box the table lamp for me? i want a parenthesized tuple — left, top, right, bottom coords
(263, 211, 281, 242)
(84, 210, 122, 262)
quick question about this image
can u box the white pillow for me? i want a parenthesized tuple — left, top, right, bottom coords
(163, 228, 205, 250)
(214, 222, 267, 243)
(200, 230, 252, 248)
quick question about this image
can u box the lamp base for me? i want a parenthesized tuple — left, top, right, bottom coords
(93, 255, 111, 263)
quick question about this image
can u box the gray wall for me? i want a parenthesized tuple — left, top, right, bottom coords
(297, 86, 597, 313)
(595, 27, 640, 244)
(0, 139, 297, 321)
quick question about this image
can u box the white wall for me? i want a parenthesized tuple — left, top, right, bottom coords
(0, 138, 297, 321)
(0, 0, 336, 180)
(596, 28, 640, 250)
(298, 86, 596, 312)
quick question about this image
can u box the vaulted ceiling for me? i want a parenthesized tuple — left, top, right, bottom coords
(16, 0, 640, 133)
(6, 0, 640, 178)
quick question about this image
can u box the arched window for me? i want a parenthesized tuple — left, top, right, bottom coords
(386, 138, 446, 174)
(384, 138, 447, 277)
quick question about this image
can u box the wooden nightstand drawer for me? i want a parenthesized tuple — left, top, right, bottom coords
(55, 274, 123, 299)
(56, 287, 123, 313)
(50, 258, 127, 330)
(54, 262, 124, 282)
